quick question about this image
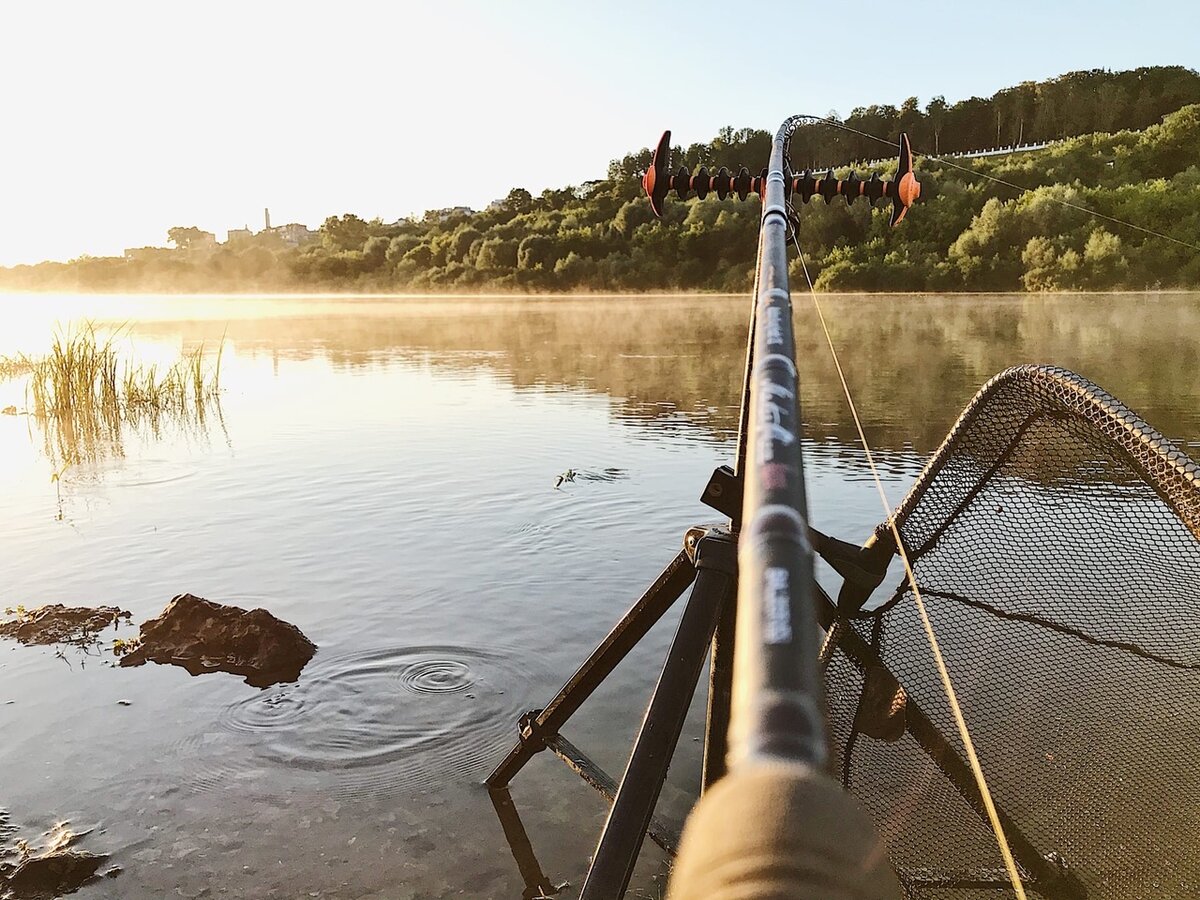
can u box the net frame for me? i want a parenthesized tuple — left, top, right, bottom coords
(822, 365, 1200, 900)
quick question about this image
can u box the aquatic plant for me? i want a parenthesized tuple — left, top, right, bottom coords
(110, 636, 140, 657)
(0, 356, 33, 381)
(17, 324, 224, 468)
(26, 325, 220, 416)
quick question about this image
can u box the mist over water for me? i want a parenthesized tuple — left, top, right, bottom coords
(0, 292, 1196, 898)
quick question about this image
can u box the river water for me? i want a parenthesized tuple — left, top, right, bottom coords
(0, 292, 1197, 898)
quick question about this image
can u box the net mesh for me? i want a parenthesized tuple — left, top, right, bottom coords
(822, 365, 1200, 900)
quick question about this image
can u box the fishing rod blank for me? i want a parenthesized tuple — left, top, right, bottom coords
(661, 115, 908, 900)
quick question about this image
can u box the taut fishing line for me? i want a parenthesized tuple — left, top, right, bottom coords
(791, 114, 1200, 254)
(788, 214, 1031, 899)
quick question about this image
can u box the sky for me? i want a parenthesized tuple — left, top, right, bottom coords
(0, 0, 1196, 266)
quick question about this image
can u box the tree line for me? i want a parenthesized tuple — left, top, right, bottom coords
(2, 66, 1198, 296)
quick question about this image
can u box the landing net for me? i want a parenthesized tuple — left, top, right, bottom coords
(823, 364, 1200, 899)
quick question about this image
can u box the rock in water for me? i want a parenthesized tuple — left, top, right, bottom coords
(3, 850, 106, 898)
(120, 594, 317, 688)
(0, 605, 131, 648)
(0, 817, 109, 899)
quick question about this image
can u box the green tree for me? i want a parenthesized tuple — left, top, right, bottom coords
(386, 235, 419, 264)
(503, 188, 533, 213)
(403, 243, 435, 268)
(167, 226, 207, 250)
(448, 226, 482, 263)
(321, 214, 371, 252)
(1081, 229, 1127, 288)
(476, 237, 518, 270)
(363, 235, 390, 269)
(517, 235, 556, 271)
(926, 96, 947, 153)
(1021, 236, 1059, 290)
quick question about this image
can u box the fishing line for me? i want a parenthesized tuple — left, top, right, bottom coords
(788, 220, 1030, 900)
(791, 115, 1200, 254)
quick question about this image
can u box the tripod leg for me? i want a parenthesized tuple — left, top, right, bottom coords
(579, 534, 736, 900)
(488, 548, 697, 788)
(702, 593, 736, 790)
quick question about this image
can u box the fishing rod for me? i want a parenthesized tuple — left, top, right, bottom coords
(657, 112, 1199, 900)
(651, 116, 913, 899)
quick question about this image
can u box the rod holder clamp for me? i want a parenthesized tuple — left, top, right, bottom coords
(683, 524, 737, 575)
(701, 464, 743, 520)
(517, 708, 550, 751)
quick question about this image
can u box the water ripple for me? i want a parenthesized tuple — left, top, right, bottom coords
(399, 659, 475, 695)
(63, 457, 199, 488)
(176, 644, 545, 799)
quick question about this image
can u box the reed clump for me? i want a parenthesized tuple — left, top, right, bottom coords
(17, 325, 223, 467)
(0, 357, 33, 380)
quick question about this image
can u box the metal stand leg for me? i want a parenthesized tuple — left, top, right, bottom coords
(487, 549, 697, 788)
(702, 594, 736, 790)
(579, 531, 737, 900)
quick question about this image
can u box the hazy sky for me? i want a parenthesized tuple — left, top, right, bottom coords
(1, 0, 1196, 266)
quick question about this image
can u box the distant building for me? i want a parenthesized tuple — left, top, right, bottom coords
(430, 206, 474, 223)
(224, 210, 318, 247)
(191, 231, 217, 249)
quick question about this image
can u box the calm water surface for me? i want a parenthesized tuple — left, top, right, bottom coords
(0, 292, 1197, 898)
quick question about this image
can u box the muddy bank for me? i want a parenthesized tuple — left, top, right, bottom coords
(0, 605, 130, 649)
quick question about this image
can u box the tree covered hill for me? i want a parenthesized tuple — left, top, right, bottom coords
(3, 66, 1199, 295)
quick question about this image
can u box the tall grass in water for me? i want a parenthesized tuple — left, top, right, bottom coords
(0, 357, 34, 380)
(16, 325, 224, 468)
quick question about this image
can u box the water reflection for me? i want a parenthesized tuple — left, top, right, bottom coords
(28, 397, 226, 479)
(114, 292, 1200, 453)
(489, 787, 567, 899)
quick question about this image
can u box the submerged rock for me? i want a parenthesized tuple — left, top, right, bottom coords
(0, 605, 131, 649)
(119, 593, 317, 688)
(0, 818, 108, 899)
(2, 850, 106, 899)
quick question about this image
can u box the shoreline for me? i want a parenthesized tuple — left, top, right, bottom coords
(2, 288, 1199, 301)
